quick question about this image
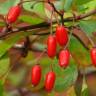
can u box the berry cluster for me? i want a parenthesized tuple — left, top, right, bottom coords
(31, 25, 70, 92)
(6, 4, 96, 92)
(47, 25, 70, 68)
(31, 65, 55, 92)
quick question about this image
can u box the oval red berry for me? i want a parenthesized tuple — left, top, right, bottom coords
(45, 71, 56, 92)
(6, 5, 21, 23)
(47, 35, 57, 58)
(56, 25, 68, 46)
(59, 50, 70, 68)
(31, 65, 41, 86)
(90, 48, 96, 66)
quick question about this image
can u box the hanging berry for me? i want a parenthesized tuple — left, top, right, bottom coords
(59, 49, 70, 68)
(45, 71, 56, 92)
(47, 35, 57, 58)
(31, 65, 41, 86)
(6, 5, 21, 23)
(56, 25, 68, 46)
(90, 48, 96, 67)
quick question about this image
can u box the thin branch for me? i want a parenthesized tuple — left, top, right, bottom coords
(64, 9, 96, 22)
(10, 26, 91, 51)
(0, 9, 96, 38)
(0, 9, 95, 51)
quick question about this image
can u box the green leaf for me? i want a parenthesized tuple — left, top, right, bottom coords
(0, 54, 10, 77)
(81, 88, 90, 96)
(64, 0, 73, 11)
(77, 6, 88, 12)
(75, 0, 94, 5)
(0, 80, 3, 96)
(85, 0, 96, 10)
(69, 36, 91, 66)
(55, 0, 73, 11)
(19, 15, 43, 24)
(0, 0, 20, 14)
(54, 1, 64, 11)
(79, 20, 96, 35)
(53, 58, 78, 92)
(23, 2, 46, 17)
(0, 80, 4, 96)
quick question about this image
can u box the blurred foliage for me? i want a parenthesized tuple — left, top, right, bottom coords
(0, 0, 96, 96)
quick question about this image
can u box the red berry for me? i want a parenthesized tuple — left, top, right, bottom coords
(47, 35, 57, 58)
(45, 71, 56, 92)
(90, 48, 96, 66)
(6, 5, 21, 23)
(59, 50, 70, 68)
(56, 25, 68, 46)
(31, 65, 41, 86)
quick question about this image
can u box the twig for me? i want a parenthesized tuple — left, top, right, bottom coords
(0, 9, 96, 38)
